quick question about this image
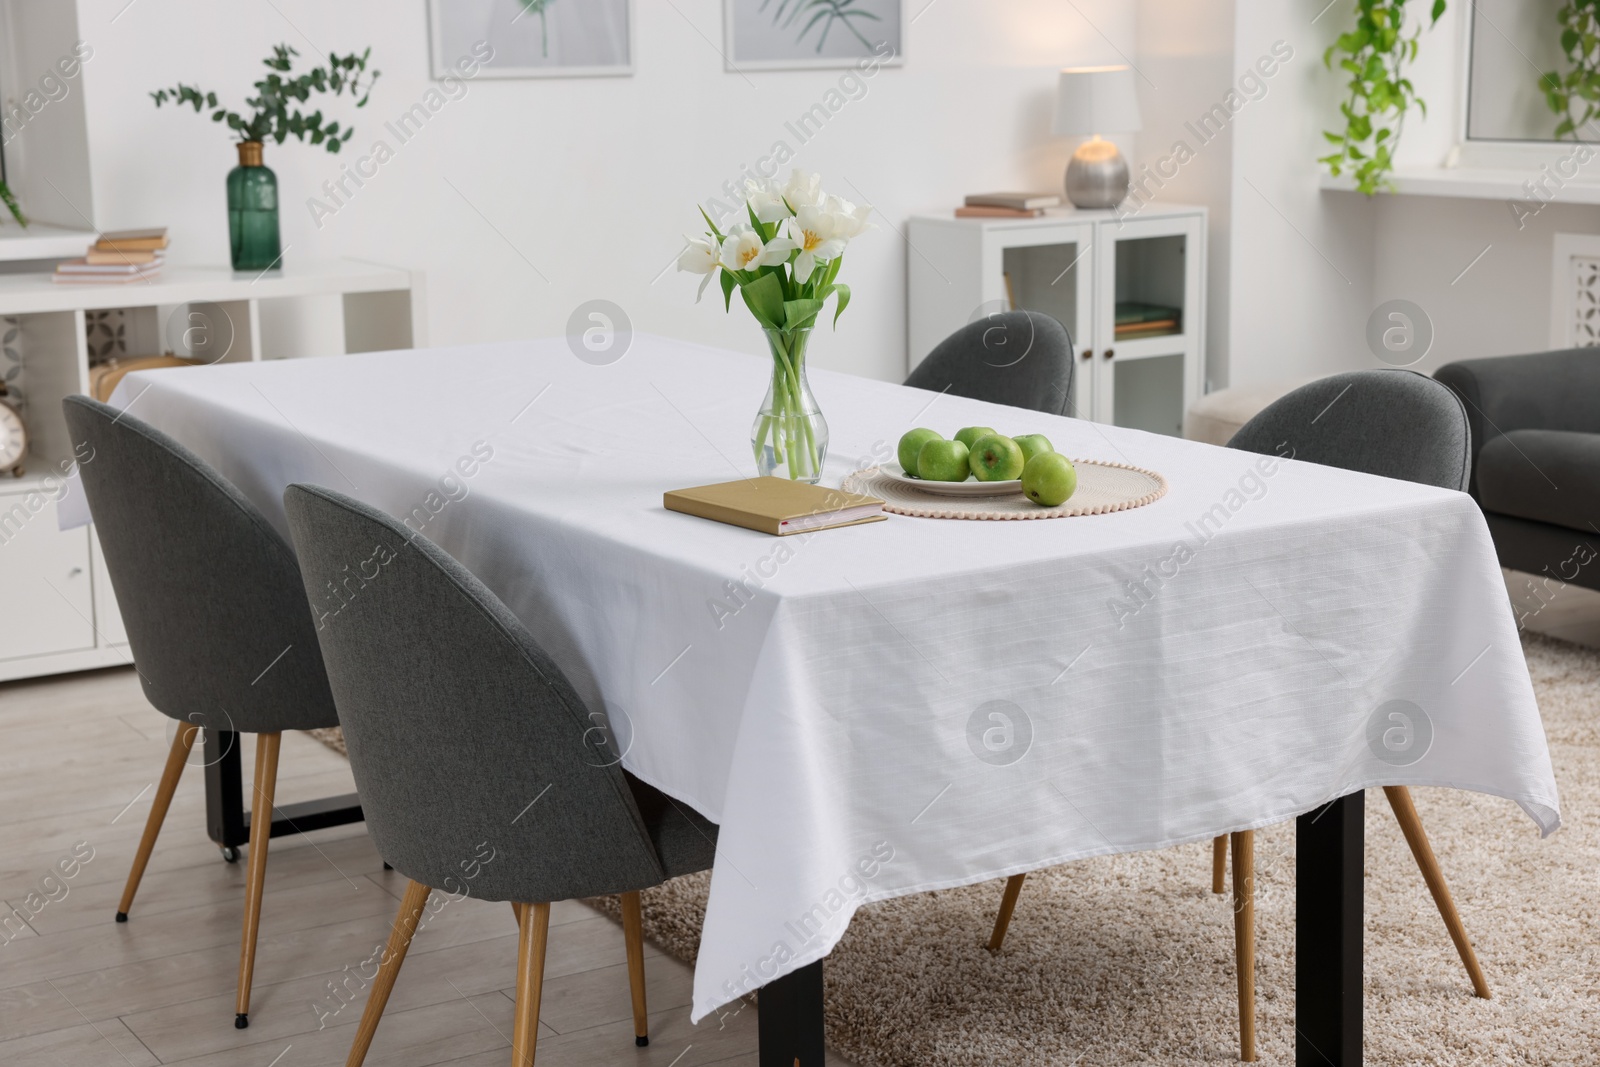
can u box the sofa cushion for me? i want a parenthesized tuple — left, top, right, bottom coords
(1477, 429, 1600, 536)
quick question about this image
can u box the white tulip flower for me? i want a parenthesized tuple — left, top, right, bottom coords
(744, 179, 791, 224)
(825, 195, 875, 240)
(780, 169, 825, 213)
(677, 236, 721, 301)
(784, 206, 851, 283)
(719, 227, 799, 274)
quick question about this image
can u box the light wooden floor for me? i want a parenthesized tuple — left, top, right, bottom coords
(0, 667, 851, 1067)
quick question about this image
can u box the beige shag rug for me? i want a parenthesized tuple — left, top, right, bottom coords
(306, 726, 347, 756)
(582, 633, 1600, 1067)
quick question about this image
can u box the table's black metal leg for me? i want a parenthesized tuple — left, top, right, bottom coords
(759, 959, 825, 1067)
(204, 729, 246, 857)
(203, 728, 364, 860)
(1297, 790, 1364, 1066)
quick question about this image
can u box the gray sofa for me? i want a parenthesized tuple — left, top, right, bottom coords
(1435, 349, 1600, 593)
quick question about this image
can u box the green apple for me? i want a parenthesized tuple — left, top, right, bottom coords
(969, 434, 1025, 481)
(896, 428, 943, 475)
(917, 438, 971, 481)
(1022, 452, 1077, 506)
(1013, 433, 1054, 466)
(953, 425, 997, 451)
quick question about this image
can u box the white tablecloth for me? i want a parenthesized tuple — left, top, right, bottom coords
(90, 336, 1559, 1021)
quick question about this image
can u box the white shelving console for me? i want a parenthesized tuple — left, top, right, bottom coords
(908, 204, 1206, 436)
(0, 259, 425, 682)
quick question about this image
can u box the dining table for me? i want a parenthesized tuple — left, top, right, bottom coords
(77, 334, 1561, 1066)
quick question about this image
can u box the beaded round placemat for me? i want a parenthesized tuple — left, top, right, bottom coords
(842, 459, 1168, 520)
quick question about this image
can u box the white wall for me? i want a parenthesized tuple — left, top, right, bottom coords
(69, 0, 1138, 383)
(1372, 196, 1600, 372)
(1367, 0, 1600, 371)
(1132, 0, 1234, 389)
(1223, 0, 1378, 389)
(1223, 0, 1588, 387)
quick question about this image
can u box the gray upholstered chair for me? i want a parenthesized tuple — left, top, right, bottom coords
(281, 483, 718, 1067)
(904, 310, 1076, 417)
(62, 395, 343, 1031)
(1435, 349, 1600, 593)
(986, 370, 1488, 1062)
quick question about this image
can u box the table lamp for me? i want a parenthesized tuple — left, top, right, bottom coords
(1053, 65, 1142, 209)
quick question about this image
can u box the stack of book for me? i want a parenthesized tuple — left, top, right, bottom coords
(1114, 301, 1182, 339)
(53, 228, 168, 284)
(955, 193, 1060, 219)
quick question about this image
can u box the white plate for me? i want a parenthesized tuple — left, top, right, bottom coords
(877, 463, 1023, 497)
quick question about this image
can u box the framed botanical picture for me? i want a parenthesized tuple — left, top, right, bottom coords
(428, 0, 634, 79)
(723, 0, 903, 72)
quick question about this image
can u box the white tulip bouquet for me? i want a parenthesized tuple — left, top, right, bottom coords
(679, 170, 873, 482)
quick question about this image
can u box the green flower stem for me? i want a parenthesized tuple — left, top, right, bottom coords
(760, 328, 819, 480)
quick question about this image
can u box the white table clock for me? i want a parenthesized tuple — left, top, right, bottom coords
(0, 382, 27, 477)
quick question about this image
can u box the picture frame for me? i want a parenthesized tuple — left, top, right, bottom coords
(428, 0, 635, 80)
(723, 0, 903, 72)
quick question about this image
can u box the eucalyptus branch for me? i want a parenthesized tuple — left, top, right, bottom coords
(152, 43, 379, 155)
(1319, 0, 1444, 195)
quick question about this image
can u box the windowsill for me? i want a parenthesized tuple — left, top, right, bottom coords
(1319, 167, 1600, 204)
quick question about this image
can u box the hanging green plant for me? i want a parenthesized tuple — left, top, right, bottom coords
(0, 182, 26, 228)
(1541, 1, 1600, 139)
(1319, 0, 1446, 195)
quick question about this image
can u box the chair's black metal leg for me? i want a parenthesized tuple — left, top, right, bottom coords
(1297, 790, 1364, 1066)
(204, 730, 246, 854)
(758, 959, 824, 1067)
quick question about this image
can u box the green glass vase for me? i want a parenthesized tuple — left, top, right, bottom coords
(226, 141, 281, 271)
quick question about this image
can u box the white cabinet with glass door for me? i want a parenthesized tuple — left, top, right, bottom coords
(908, 204, 1205, 436)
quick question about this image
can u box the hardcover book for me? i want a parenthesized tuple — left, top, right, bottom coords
(964, 192, 1062, 211)
(664, 477, 886, 536)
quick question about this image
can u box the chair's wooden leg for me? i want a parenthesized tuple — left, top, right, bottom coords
(621, 890, 650, 1047)
(116, 722, 199, 922)
(1230, 830, 1257, 1062)
(1212, 834, 1229, 894)
(346, 879, 432, 1067)
(987, 874, 1028, 953)
(235, 732, 280, 1029)
(1383, 785, 1491, 999)
(511, 902, 551, 1067)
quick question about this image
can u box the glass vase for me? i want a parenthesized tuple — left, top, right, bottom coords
(227, 141, 281, 272)
(751, 327, 828, 483)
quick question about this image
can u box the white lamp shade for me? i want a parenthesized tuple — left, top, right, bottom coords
(1052, 65, 1142, 137)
